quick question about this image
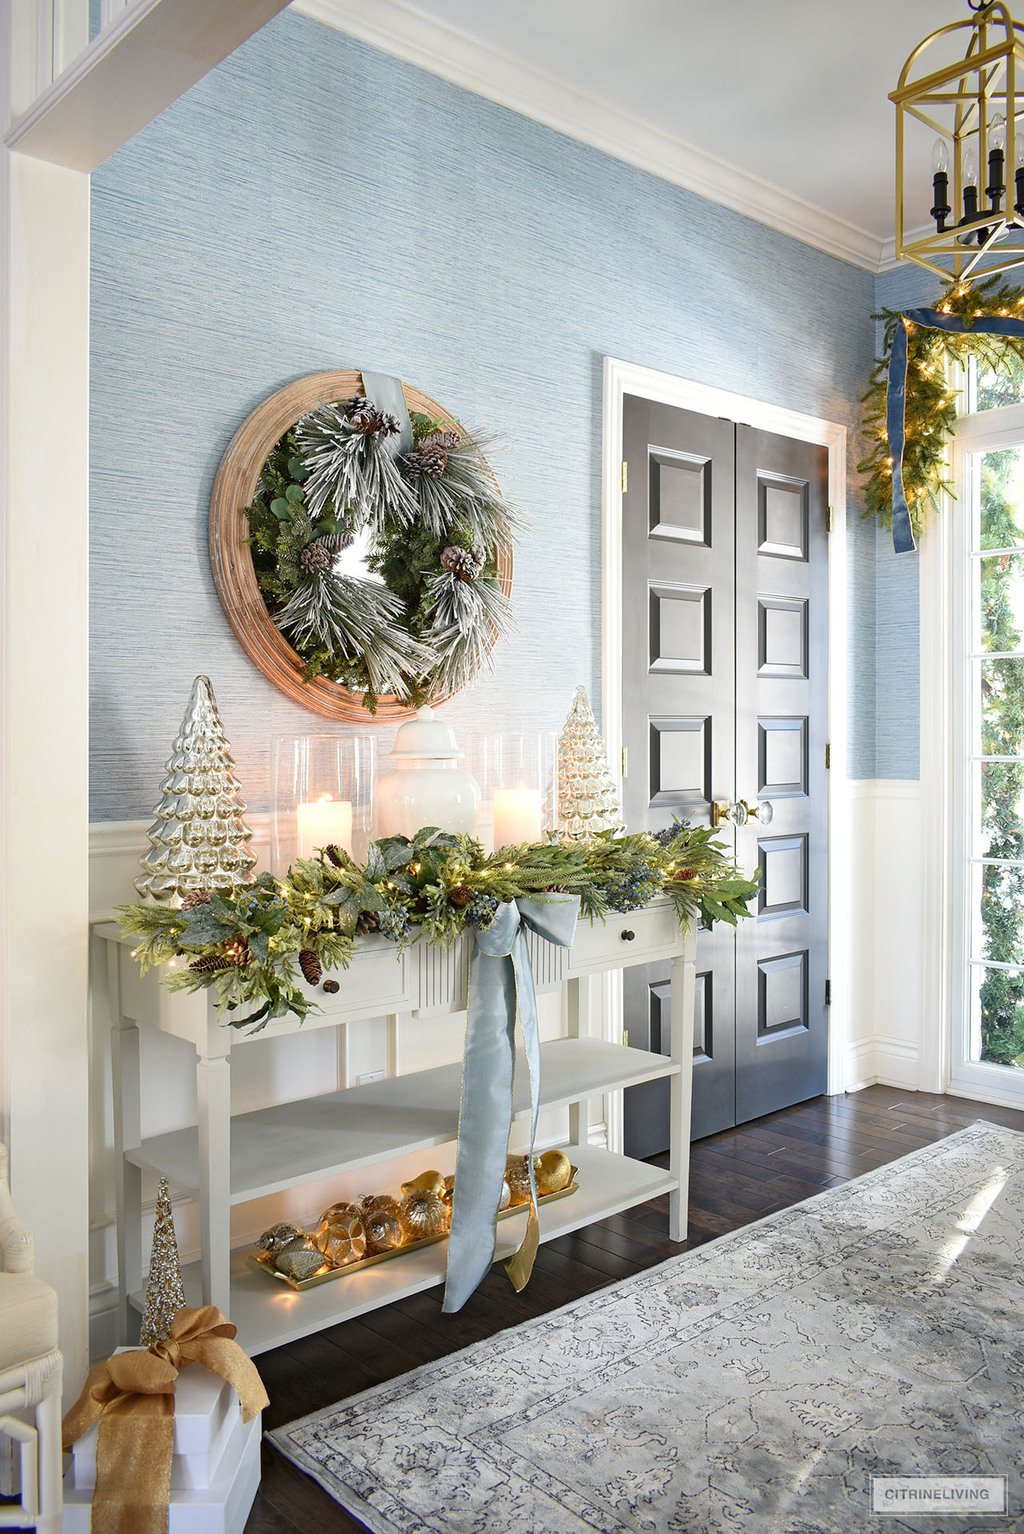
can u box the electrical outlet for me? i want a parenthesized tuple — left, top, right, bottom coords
(357, 1070, 385, 1086)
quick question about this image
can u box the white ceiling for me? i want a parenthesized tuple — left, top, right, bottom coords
(296, 0, 973, 269)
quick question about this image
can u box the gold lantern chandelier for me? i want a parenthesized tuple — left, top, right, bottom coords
(893, 0, 1024, 280)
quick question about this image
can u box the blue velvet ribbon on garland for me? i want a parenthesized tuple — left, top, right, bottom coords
(889, 307, 1024, 554)
(442, 895, 580, 1313)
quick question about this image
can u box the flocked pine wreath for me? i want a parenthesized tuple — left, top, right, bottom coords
(245, 395, 514, 711)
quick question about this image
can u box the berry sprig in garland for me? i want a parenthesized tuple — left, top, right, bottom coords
(117, 823, 759, 1034)
(860, 274, 1024, 543)
(245, 396, 514, 711)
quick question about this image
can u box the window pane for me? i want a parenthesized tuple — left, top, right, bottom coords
(981, 659, 1024, 754)
(980, 763, 1024, 859)
(977, 859, 1024, 966)
(975, 350, 1024, 413)
(979, 552, 1024, 650)
(978, 446, 1024, 549)
(974, 964, 1024, 1065)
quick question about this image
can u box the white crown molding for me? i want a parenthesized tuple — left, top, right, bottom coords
(293, 0, 888, 273)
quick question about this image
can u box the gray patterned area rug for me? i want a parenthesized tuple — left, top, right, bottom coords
(271, 1122, 1024, 1533)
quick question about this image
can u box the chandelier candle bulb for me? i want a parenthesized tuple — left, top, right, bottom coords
(988, 115, 1006, 210)
(492, 787, 543, 849)
(297, 796, 353, 860)
(932, 138, 950, 231)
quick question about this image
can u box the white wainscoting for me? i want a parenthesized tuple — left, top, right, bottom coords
(844, 780, 925, 1093)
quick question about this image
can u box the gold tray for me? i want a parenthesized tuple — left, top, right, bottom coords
(249, 1172, 579, 1292)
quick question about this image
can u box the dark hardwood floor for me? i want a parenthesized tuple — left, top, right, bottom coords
(249, 1085, 1024, 1533)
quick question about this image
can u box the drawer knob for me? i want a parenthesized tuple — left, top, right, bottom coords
(621, 928, 635, 942)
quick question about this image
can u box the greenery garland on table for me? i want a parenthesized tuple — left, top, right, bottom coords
(117, 824, 759, 1034)
(245, 395, 514, 711)
(860, 274, 1024, 544)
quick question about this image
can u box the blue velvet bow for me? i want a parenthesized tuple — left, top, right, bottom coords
(442, 895, 580, 1313)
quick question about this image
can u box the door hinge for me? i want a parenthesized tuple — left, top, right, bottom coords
(621, 460, 629, 493)
(825, 979, 832, 1008)
(826, 504, 833, 533)
(622, 1029, 630, 1047)
(621, 745, 629, 779)
(825, 741, 831, 770)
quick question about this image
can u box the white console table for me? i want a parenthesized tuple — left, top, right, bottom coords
(96, 900, 696, 1356)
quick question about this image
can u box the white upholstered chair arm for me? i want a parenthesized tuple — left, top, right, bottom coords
(0, 1143, 34, 1274)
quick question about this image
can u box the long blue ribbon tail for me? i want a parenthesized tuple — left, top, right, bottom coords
(886, 306, 1024, 555)
(443, 895, 579, 1313)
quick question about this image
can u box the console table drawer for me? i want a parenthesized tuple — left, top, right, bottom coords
(568, 902, 683, 974)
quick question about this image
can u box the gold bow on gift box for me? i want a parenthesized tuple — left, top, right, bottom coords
(62, 1305, 269, 1534)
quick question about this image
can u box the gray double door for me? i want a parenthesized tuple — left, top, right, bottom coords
(621, 396, 829, 1153)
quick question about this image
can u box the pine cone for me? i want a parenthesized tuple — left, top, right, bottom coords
(224, 937, 251, 968)
(323, 979, 341, 994)
(189, 954, 230, 973)
(375, 410, 400, 438)
(324, 844, 346, 868)
(355, 911, 380, 937)
(441, 545, 485, 582)
(345, 395, 375, 428)
(181, 890, 212, 910)
(299, 948, 323, 985)
(404, 440, 447, 478)
(673, 867, 699, 882)
(449, 885, 473, 909)
(299, 539, 336, 575)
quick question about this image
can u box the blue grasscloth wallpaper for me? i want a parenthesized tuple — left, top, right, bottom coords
(89, 10, 882, 820)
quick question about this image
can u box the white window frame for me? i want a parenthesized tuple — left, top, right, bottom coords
(922, 395, 1024, 1110)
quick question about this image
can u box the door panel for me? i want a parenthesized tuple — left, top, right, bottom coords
(621, 397, 738, 1146)
(734, 426, 829, 1121)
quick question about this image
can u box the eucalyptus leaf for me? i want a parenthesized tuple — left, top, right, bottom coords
(285, 483, 304, 504)
(271, 498, 291, 520)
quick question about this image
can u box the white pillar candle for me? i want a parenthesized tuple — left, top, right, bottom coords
(492, 787, 543, 848)
(296, 796, 353, 859)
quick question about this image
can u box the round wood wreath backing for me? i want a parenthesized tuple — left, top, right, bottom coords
(209, 370, 514, 722)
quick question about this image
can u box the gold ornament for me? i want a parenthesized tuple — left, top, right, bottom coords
(257, 1221, 307, 1257)
(365, 1209, 405, 1254)
(498, 1178, 512, 1210)
(401, 1169, 446, 1198)
(275, 1247, 325, 1283)
(443, 1174, 455, 1203)
(313, 1202, 367, 1268)
(505, 1154, 533, 1206)
(400, 1189, 450, 1238)
(535, 1149, 573, 1195)
(139, 1177, 187, 1346)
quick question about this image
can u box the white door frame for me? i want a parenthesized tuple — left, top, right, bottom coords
(921, 399, 1024, 1110)
(600, 356, 850, 1136)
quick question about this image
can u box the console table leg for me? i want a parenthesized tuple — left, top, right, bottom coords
(668, 951, 695, 1243)
(566, 976, 595, 1147)
(112, 1014, 143, 1342)
(197, 1054, 231, 1311)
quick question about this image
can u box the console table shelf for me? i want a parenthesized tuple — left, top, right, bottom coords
(127, 1143, 677, 1355)
(96, 905, 695, 1357)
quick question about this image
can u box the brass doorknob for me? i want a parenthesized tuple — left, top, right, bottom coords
(711, 800, 732, 828)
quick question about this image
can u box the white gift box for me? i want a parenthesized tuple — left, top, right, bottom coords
(63, 1356, 261, 1534)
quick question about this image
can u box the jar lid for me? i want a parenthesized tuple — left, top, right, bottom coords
(387, 706, 462, 760)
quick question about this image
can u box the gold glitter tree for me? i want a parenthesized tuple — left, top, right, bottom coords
(557, 685, 623, 841)
(135, 675, 257, 903)
(140, 1177, 187, 1346)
